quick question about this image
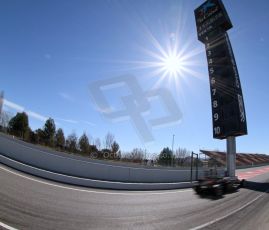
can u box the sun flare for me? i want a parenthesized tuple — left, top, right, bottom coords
(129, 29, 205, 89)
(111, 24, 204, 91)
(160, 53, 183, 78)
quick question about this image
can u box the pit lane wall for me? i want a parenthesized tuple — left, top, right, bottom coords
(0, 133, 224, 186)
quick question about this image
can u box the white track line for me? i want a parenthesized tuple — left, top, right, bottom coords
(190, 188, 269, 230)
(0, 165, 191, 196)
(0, 221, 18, 230)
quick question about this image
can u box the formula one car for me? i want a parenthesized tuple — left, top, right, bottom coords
(193, 176, 246, 196)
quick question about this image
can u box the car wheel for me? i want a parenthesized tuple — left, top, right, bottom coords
(240, 179, 246, 188)
(194, 186, 201, 194)
(214, 186, 223, 197)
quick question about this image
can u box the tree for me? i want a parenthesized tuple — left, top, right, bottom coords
(94, 138, 101, 150)
(66, 132, 78, 153)
(0, 111, 12, 132)
(100, 141, 120, 160)
(29, 129, 38, 144)
(36, 128, 45, 144)
(121, 148, 145, 163)
(158, 147, 174, 166)
(55, 128, 65, 149)
(175, 147, 190, 166)
(8, 112, 29, 139)
(78, 132, 90, 154)
(89, 144, 98, 156)
(43, 118, 56, 146)
(130, 148, 145, 163)
(104, 132, 114, 149)
(111, 141, 120, 154)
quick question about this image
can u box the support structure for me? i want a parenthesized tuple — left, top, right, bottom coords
(226, 136, 236, 177)
(194, 0, 248, 179)
(190, 152, 199, 182)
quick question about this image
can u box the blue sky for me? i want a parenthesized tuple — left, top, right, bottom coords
(0, 0, 268, 155)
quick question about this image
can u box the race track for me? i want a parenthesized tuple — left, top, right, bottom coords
(1, 163, 269, 230)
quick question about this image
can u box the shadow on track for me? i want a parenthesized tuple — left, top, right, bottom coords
(194, 181, 269, 200)
(243, 181, 269, 193)
(195, 192, 226, 200)
(194, 189, 241, 200)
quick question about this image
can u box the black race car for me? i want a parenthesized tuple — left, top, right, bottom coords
(193, 176, 246, 196)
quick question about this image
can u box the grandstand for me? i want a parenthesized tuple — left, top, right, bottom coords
(200, 150, 269, 167)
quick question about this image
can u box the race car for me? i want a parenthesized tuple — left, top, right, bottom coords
(193, 176, 246, 196)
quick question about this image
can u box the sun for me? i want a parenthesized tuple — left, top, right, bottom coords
(125, 28, 204, 87)
(110, 27, 204, 90)
(161, 53, 183, 78)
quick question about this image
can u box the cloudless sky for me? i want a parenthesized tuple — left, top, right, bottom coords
(0, 0, 268, 155)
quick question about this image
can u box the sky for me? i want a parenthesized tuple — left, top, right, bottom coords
(0, 0, 268, 155)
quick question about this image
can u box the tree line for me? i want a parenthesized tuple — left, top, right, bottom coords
(5, 112, 120, 160)
(0, 111, 195, 167)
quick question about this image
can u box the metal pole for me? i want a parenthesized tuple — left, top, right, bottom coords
(0, 91, 3, 116)
(190, 152, 193, 182)
(171, 134, 175, 167)
(0, 91, 4, 127)
(226, 136, 236, 177)
(196, 154, 198, 181)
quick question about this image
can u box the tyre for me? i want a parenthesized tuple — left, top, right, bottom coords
(194, 186, 202, 194)
(214, 186, 223, 197)
(240, 179, 246, 188)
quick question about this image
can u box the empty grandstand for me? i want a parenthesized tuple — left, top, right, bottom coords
(200, 150, 269, 168)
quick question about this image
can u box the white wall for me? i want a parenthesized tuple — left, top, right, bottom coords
(0, 134, 223, 185)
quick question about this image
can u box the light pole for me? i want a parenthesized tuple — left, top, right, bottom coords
(171, 134, 175, 167)
(0, 91, 4, 127)
(0, 91, 3, 116)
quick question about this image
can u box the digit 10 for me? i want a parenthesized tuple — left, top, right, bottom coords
(214, 126, 221, 135)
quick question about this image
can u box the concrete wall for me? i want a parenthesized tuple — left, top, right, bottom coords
(0, 133, 224, 185)
(0, 155, 194, 190)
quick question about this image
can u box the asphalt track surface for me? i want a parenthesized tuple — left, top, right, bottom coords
(1, 162, 269, 230)
(0, 134, 269, 230)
